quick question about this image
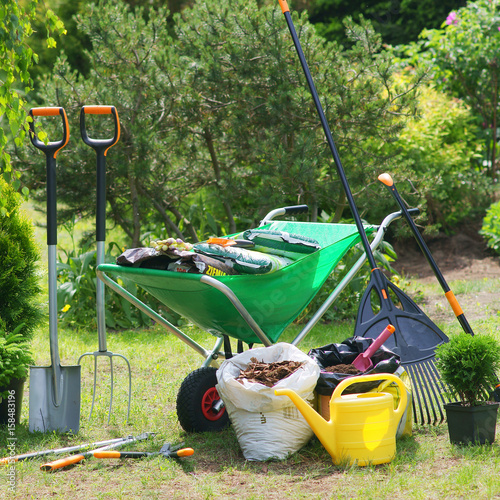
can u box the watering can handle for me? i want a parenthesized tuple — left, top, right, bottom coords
(332, 373, 408, 420)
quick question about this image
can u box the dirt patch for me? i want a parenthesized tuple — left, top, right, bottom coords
(323, 363, 360, 375)
(391, 220, 500, 324)
(236, 358, 304, 387)
(391, 220, 500, 282)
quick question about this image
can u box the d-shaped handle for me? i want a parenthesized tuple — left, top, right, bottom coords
(28, 107, 70, 159)
(80, 105, 120, 155)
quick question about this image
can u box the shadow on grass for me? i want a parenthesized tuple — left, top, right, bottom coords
(177, 426, 423, 477)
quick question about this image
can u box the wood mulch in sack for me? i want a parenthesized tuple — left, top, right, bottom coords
(236, 357, 305, 387)
(323, 363, 361, 375)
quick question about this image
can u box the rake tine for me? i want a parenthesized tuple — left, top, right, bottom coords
(404, 364, 419, 424)
(419, 360, 445, 424)
(408, 363, 431, 425)
(419, 360, 446, 425)
(410, 361, 437, 425)
(415, 364, 435, 426)
(405, 363, 427, 425)
(417, 360, 442, 425)
(424, 358, 449, 403)
(408, 364, 429, 425)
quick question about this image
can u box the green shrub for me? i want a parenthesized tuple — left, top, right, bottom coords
(380, 82, 490, 234)
(435, 333, 500, 406)
(480, 201, 500, 255)
(0, 324, 34, 397)
(0, 178, 43, 339)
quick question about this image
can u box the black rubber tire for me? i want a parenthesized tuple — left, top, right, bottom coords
(176, 366, 230, 433)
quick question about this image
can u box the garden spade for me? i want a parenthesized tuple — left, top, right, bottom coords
(28, 107, 81, 433)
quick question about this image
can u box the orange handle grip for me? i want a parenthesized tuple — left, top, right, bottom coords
(30, 107, 62, 117)
(40, 453, 85, 472)
(445, 290, 464, 317)
(378, 173, 394, 187)
(0, 457, 17, 465)
(93, 451, 121, 458)
(175, 448, 194, 457)
(82, 105, 114, 115)
(278, 0, 290, 13)
(207, 238, 236, 247)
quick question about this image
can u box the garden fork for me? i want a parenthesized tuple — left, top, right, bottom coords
(77, 105, 132, 423)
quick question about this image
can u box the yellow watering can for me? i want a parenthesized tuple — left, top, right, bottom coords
(275, 373, 407, 466)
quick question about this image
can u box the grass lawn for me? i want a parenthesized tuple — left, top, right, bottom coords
(3, 277, 500, 499)
(2, 204, 500, 498)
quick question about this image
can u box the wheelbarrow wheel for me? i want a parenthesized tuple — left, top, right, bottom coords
(176, 367, 229, 433)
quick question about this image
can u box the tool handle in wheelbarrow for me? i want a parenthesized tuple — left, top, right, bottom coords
(28, 107, 70, 246)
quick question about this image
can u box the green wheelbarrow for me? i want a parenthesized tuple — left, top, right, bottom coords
(97, 206, 407, 432)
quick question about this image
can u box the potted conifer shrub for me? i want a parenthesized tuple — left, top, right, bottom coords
(435, 333, 500, 445)
(0, 325, 35, 424)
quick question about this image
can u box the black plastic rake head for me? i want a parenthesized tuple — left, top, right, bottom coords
(355, 274, 451, 424)
(356, 277, 449, 361)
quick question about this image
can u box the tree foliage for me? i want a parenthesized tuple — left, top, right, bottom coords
(307, 0, 467, 46)
(19, 0, 424, 247)
(398, 0, 500, 178)
(0, 0, 65, 208)
(0, 178, 43, 340)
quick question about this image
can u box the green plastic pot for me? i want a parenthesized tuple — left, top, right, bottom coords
(0, 377, 25, 426)
(444, 402, 499, 445)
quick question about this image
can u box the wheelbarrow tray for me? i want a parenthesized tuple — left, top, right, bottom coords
(98, 221, 373, 344)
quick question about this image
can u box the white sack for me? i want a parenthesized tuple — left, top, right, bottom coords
(216, 343, 320, 461)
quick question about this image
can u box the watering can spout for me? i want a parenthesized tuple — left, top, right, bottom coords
(274, 388, 335, 455)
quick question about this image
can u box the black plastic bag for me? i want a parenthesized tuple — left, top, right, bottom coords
(308, 336, 401, 395)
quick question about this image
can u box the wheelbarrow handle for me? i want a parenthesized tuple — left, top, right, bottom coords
(283, 205, 309, 215)
(28, 107, 70, 159)
(80, 105, 120, 155)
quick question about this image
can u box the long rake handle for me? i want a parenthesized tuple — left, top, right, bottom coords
(378, 173, 474, 335)
(278, 0, 377, 270)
